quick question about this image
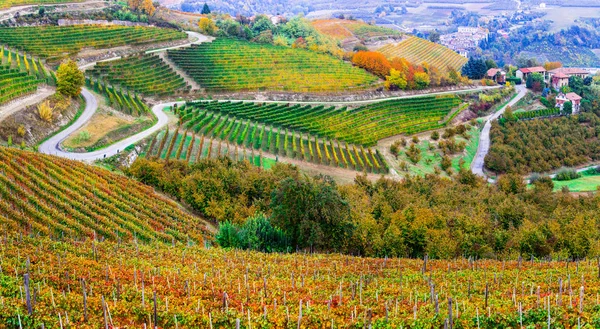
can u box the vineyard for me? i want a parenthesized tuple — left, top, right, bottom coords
(86, 54, 190, 96)
(145, 103, 389, 173)
(378, 36, 468, 73)
(0, 147, 205, 243)
(312, 19, 402, 41)
(0, 46, 47, 105)
(3, 231, 600, 328)
(0, 0, 80, 8)
(0, 25, 187, 61)
(85, 77, 150, 116)
(178, 95, 463, 147)
(167, 38, 380, 92)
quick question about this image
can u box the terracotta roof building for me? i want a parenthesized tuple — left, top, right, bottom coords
(549, 67, 590, 89)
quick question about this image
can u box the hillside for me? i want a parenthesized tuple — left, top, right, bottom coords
(312, 18, 403, 45)
(378, 36, 468, 73)
(167, 38, 380, 93)
(0, 147, 208, 243)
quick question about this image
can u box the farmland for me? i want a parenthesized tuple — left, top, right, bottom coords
(167, 38, 380, 92)
(0, 0, 80, 8)
(0, 25, 187, 61)
(146, 103, 389, 174)
(378, 36, 468, 73)
(312, 18, 402, 41)
(178, 96, 463, 147)
(0, 147, 207, 243)
(4, 232, 600, 327)
(86, 54, 190, 96)
(0, 46, 46, 105)
(85, 78, 150, 117)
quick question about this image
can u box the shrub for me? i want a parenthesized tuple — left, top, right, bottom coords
(216, 214, 290, 252)
(555, 168, 581, 181)
(405, 144, 421, 164)
(431, 131, 440, 140)
(441, 155, 452, 171)
(37, 100, 53, 122)
(56, 60, 84, 97)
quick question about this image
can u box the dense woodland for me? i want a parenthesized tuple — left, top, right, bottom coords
(128, 157, 600, 259)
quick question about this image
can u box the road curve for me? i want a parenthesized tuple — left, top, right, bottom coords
(471, 84, 527, 178)
(39, 88, 178, 162)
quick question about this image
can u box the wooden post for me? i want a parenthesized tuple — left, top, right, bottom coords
(24, 274, 32, 315)
(153, 291, 158, 329)
(81, 279, 88, 322)
(484, 283, 489, 309)
(102, 296, 108, 329)
(448, 298, 453, 329)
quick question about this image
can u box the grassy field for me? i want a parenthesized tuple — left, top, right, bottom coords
(552, 171, 600, 192)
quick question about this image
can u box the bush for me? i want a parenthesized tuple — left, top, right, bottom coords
(431, 131, 440, 140)
(554, 168, 581, 181)
(216, 214, 290, 252)
(405, 144, 421, 164)
(56, 60, 84, 97)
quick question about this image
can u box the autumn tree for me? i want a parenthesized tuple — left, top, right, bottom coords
(128, 0, 142, 11)
(198, 17, 217, 35)
(139, 0, 156, 16)
(56, 60, 84, 97)
(385, 68, 407, 90)
(543, 61, 562, 71)
(351, 51, 390, 78)
(413, 71, 430, 89)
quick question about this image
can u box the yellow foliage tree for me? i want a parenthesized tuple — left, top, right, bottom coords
(198, 17, 217, 35)
(128, 0, 142, 11)
(38, 101, 53, 123)
(139, 0, 156, 16)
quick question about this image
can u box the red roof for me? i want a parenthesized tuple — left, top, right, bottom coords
(550, 67, 589, 75)
(566, 92, 582, 102)
(487, 68, 500, 77)
(519, 66, 546, 74)
(553, 72, 569, 79)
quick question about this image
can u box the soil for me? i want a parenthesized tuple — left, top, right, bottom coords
(0, 95, 82, 147)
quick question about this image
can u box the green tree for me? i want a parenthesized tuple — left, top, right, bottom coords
(461, 57, 487, 79)
(201, 3, 211, 14)
(526, 72, 544, 92)
(252, 15, 275, 35)
(56, 60, 84, 97)
(562, 101, 573, 115)
(568, 75, 584, 94)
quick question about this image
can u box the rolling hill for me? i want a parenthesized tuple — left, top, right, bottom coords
(378, 36, 468, 73)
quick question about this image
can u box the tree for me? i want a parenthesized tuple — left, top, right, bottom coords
(385, 68, 407, 90)
(485, 58, 497, 70)
(37, 100, 53, 122)
(198, 17, 217, 35)
(543, 61, 562, 71)
(56, 60, 84, 97)
(526, 72, 544, 92)
(139, 0, 155, 16)
(563, 101, 573, 115)
(503, 106, 517, 122)
(351, 51, 391, 78)
(413, 72, 430, 89)
(201, 3, 211, 14)
(252, 15, 275, 35)
(461, 57, 487, 79)
(568, 75, 584, 95)
(128, 0, 142, 11)
(428, 31, 440, 43)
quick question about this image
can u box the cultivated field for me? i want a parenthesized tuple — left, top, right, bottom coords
(378, 36, 468, 73)
(0, 0, 81, 8)
(0, 25, 187, 60)
(86, 54, 190, 96)
(0, 46, 46, 105)
(167, 38, 380, 92)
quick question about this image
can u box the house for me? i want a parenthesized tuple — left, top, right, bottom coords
(486, 68, 506, 83)
(516, 66, 547, 81)
(549, 67, 590, 89)
(555, 92, 582, 113)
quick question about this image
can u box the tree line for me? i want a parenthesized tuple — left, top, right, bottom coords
(128, 157, 600, 259)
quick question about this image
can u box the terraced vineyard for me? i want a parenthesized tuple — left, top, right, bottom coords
(85, 77, 150, 116)
(178, 96, 463, 147)
(86, 54, 190, 96)
(0, 46, 46, 104)
(0, 25, 187, 60)
(0, 147, 205, 243)
(312, 19, 402, 41)
(378, 36, 468, 73)
(167, 38, 380, 92)
(145, 102, 390, 173)
(0, 0, 80, 8)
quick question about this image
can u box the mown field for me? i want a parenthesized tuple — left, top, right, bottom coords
(0, 25, 187, 61)
(378, 36, 468, 73)
(167, 38, 380, 92)
(86, 54, 190, 96)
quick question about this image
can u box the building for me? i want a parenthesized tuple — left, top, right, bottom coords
(440, 26, 489, 58)
(486, 68, 506, 83)
(549, 67, 590, 89)
(516, 66, 547, 81)
(555, 92, 582, 113)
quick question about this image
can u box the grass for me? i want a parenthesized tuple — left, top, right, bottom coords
(552, 171, 600, 192)
(62, 112, 134, 149)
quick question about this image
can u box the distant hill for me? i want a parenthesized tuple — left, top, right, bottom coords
(312, 18, 402, 50)
(378, 36, 468, 73)
(0, 147, 208, 243)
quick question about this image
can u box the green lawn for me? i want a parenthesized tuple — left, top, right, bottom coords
(552, 172, 600, 192)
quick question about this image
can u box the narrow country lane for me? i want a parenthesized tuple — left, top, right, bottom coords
(471, 84, 527, 178)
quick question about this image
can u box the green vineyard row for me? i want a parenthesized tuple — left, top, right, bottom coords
(0, 46, 50, 105)
(85, 77, 150, 116)
(0, 25, 187, 60)
(87, 53, 190, 96)
(167, 38, 380, 92)
(183, 95, 463, 147)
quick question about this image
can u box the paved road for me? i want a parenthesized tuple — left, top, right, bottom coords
(39, 88, 178, 162)
(471, 84, 527, 178)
